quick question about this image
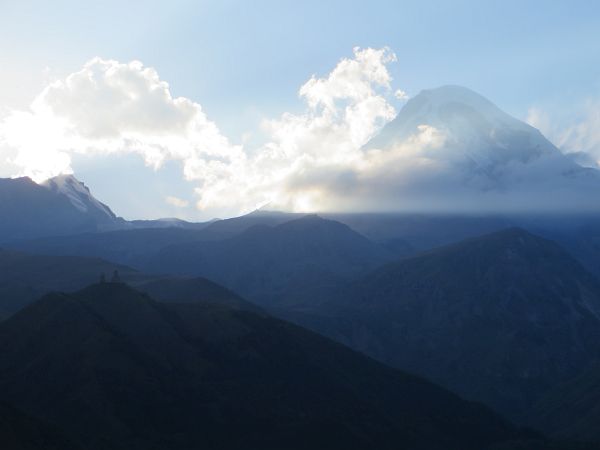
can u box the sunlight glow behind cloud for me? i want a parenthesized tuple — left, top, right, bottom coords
(3, 46, 597, 218)
(0, 58, 243, 185)
(0, 48, 407, 216)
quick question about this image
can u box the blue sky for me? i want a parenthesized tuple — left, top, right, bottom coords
(1, 0, 599, 219)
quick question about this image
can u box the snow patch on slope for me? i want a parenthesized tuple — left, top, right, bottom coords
(41, 174, 115, 219)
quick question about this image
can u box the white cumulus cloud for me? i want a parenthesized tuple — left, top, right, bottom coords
(0, 48, 424, 216)
(0, 57, 244, 185)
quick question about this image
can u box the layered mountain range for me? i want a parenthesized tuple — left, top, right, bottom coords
(280, 229, 600, 420)
(2, 85, 600, 448)
(0, 174, 210, 243)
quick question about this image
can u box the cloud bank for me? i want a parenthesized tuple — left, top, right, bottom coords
(1, 48, 598, 217)
(0, 58, 245, 196)
(0, 48, 409, 215)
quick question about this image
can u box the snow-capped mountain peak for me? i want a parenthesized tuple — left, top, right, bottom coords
(357, 85, 600, 212)
(366, 85, 559, 168)
(41, 174, 116, 219)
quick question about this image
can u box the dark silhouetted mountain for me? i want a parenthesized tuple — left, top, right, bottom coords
(0, 282, 532, 450)
(0, 175, 122, 242)
(135, 276, 261, 312)
(534, 217, 600, 280)
(328, 213, 600, 280)
(327, 212, 514, 254)
(0, 248, 264, 320)
(286, 228, 600, 422)
(199, 209, 302, 240)
(0, 248, 138, 320)
(9, 211, 301, 268)
(0, 402, 82, 450)
(127, 217, 212, 230)
(11, 227, 211, 268)
(144, 215, 393, 306)
(487, 439, 600, 450)
(17, 207, 600, 292)
(529, 363, 600, 442)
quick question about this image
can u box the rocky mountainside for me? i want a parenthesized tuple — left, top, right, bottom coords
(529, 363, 600, 442)
(0, 282, 532, 450)
(0, 175, 122, 242)
(143, 215, 394, 306)
(285, 228, 600, 422)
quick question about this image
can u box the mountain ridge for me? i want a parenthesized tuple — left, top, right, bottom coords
(41, 174, 116, 219)
(0, 282, 533, 450)
(143, 214, 394, 306)
(0, 175, 123, 242)
(280, 227, 600, 422)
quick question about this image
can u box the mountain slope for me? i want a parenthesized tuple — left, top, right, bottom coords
(145, 215, 394, 306)
(0, 175, 122, 242)
(367, 85, 559, 165)
(0, 248, 264, 320)
(135, 276, 261, 312)
(11, 227, 210, 268)
(329, 212, 600, 280)
(41, 174, 116, 221)
(0, 402, 82, 450)
(0, 248, 138, 320)
(529, 363, 600, 441)
(328, 212, 513, 252)
(290, 228, 600, 422)
(8, 211, 299, 268)
(199, 209, 302, 240)
(362, 85, 600, 212)
(0, 282, 532, 450)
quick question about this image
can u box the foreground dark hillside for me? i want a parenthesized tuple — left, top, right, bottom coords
(0, 282, 533, 450)
(530, 363, 600, 442)
(0, 248, 137, 320)
(0, 403, 82, 450)
(135, 276, 262, 312)
(0, 248, 260, 320)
